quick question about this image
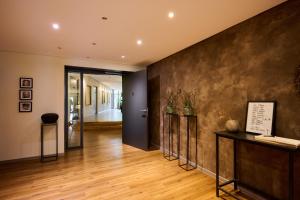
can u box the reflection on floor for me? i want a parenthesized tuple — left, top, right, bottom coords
(68, 125, 81, 147)
(68, 109, 122, 147)
(84, 109, 122, 122)
(0, 129, 251, 200)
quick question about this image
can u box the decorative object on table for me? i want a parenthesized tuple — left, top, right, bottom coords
(19, 90, 32, 100)
(254, 135, 300, 149)
(41, 113, 59, 162)
(182, 90, 195, 116)
(245, 101, 276, 136)
(41, 113, 59, 124)
(295, 65, 300, 94)
(19, 102, 32, 112)
(20, 77, 33, 88)
(166, 91, 178, 114)
(225, 119, 239, 133)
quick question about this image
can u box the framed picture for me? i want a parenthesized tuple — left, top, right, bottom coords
(20, 77, 33, 88)
(102, 91, 105, 104)
(19, 102, 32, 112)
(70, 77, 79, 90)
(85, 85, 91, 105)
(245, 101, 276, 136)
(19, 90, 32, 100)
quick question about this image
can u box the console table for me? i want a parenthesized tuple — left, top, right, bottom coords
(162, 113, 180, 161)
(41, 122, 58, 162)
(215, 131, 299, 200)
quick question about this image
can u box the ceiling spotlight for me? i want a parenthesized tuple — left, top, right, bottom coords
(137, 39, 143, 45)
(168, 11, 175, 19)
(121, 55, 125, 59)
(52, 23, 60, 30)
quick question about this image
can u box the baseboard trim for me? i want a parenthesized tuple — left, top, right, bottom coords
(0, 153, 65, 164)
(238, 186, 267, 200)
(160, 147, 267, 200)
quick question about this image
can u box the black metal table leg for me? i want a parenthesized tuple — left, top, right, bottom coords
(216, 134, 219, 197)
(171, 115, 174, 157)
(289, 152, 294, 200)
(234, 139, 237, 190)
(195, 116, 198, 167)
(177, 115, 180, 159)
(163, 113, 165, 157)
(56, 123, 58, 160)
(41, 124, 44, 162)
(186, 116, 190, 167)
(168, 114, 171, 159)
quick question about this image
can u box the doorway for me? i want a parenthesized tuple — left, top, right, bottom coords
(66, 71, 82, 148)
(83, 74, 122, 130)
(65, 66, 150, 151)
(65, 66, 123, 150)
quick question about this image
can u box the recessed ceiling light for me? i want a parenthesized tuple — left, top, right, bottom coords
(137, 39, 143, 45)
(52, 23, 60, 30)
(121, 55, 125, 59)
(168, 11, 175, 19)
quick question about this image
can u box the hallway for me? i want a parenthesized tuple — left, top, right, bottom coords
(84, 109, 122, 122)
(0, 129, 250, 200)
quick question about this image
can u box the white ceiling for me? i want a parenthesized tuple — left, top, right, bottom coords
(88, 74, 122, 91)
(0, 0, 285, 68)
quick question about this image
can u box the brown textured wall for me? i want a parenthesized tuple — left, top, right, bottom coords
(147, 1, 300, 199)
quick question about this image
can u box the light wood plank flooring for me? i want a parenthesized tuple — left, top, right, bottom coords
(0, 129, 250, 200)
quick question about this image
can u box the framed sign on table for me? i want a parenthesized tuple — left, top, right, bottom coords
(245, 101, 276, 136)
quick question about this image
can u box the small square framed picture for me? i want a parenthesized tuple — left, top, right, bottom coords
(19, 90, 32, 100)
(20, 77, 33, 88)
(19, 102, 32, 112)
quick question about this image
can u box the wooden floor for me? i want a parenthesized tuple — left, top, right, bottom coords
(0, 129, 250, 200)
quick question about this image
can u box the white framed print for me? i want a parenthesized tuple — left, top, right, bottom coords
(19, 90, 32, 100)
(245, 101, 276, 136)
(19, 102, 32, 112)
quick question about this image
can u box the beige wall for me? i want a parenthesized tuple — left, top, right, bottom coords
(83, 76, 112, 117)
(0, 51, 141, 161)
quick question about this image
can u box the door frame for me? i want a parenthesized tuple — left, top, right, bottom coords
(64, 65, 125, 151)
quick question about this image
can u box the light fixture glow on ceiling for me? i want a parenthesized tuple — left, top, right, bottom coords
(121, 55, 125, 59)
(137, 39, 143, 45)
(168, 11, 175, 19)
(52, 23, 60, 30)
